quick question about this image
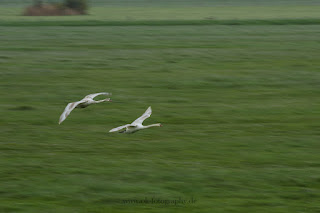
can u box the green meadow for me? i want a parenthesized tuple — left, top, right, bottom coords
(0, 0, 320, 212)
(1, 0, 320, 24)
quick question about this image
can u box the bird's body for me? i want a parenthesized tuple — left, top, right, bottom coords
(109, 106, 162, 134)
(59, 92, 111, 124)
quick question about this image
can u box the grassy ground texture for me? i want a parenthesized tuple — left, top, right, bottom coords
(1, 0, 320, 25)
(0, 0, 320, 213)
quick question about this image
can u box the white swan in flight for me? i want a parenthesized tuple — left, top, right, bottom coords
(59, 92, 112, 124)
(109, 106, 162, 134)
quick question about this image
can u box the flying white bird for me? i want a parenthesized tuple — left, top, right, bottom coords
(59, 92, 112, 124)
(109, 106, 162, 134)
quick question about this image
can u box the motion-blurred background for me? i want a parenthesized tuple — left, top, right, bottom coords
(1, 0, 320, 212)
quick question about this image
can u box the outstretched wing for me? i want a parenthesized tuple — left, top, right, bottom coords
(85, 92, 111, 100)
(59, 100, 83, 124)
(131, 106, 152, 125)
(109, 124, 132, 133)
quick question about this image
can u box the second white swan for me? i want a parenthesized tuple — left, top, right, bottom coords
(59, 92, 112, 124)
(109, 106, 162, 134)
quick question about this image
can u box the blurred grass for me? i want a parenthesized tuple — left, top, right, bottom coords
(1, 24, 320, 213)
(1, 0, 320, 212)
(2, 0, 320, 7)
(3, 6, 320, 20)
(2, 19, 320, 27)
(0, 1, 320, 24)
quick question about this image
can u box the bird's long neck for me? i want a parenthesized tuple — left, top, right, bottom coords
(143, 123, 161, 129)
(93, 98, 110, 104)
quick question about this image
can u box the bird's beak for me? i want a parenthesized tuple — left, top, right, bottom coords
(160, 124, 163, 127)
(107, 98, 112, 102)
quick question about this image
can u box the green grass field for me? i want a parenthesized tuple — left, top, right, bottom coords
(1, 0, 320, 212)
(1, 0, 320, 24)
